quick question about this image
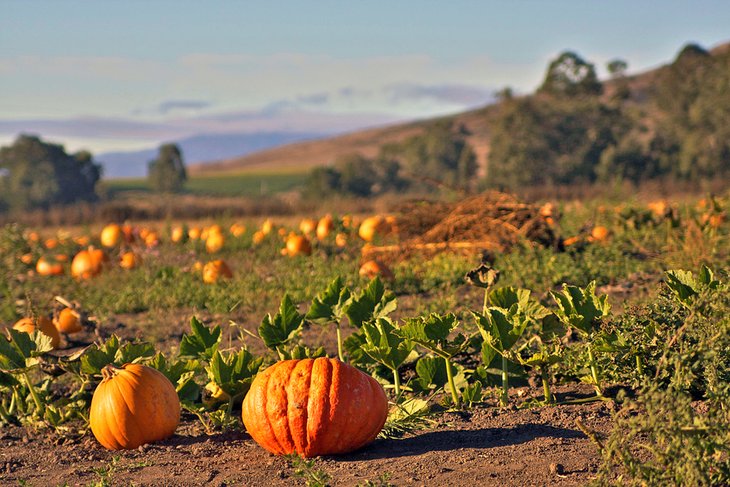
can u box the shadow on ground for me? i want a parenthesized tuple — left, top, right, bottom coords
(347, 423, 584, 461)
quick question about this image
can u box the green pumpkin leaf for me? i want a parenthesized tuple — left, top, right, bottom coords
(306, 276, 352, 323)
(361, 318, 413, 372)
(259, 294, 305, 350)
(179, 316, 221, 359)
(344, 277, 397, 328)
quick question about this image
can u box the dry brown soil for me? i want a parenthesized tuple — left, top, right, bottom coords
(2, 384, 612, 487)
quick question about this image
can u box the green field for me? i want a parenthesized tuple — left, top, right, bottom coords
(105, 170, 308, 197)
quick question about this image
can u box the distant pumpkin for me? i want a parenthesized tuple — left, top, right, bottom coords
(14, 316, 61, 349)
(71, 247, 107, 279)
(359, 260, 394, 280)
(36, 256, 64, 276)
(55, 308, 82, 334)
(590, 226, 610, 242)
(100, 224, 122, 248)
(119, 251, 139, 270)
(358, 216, 391, 242)
(316, 215, 334, 240)
(203, 259, 233, 284)
(285, 234, 312, 256)
(299, 218, 317, 235)
(205, 231, 225, 253)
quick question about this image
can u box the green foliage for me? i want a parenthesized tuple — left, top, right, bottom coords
(551, 281, 610, 335)
(0, 134, 101, 211)
(258, 294, 315, 360)
(539, 51, 603, 97)
(344, 277, 397, 328)
(179, 316, 221, 360)
(147, 143, 187, 193)
(80, 335, 155, 375)
(306, 276, 352, 324)
(207, 348, 263, 400)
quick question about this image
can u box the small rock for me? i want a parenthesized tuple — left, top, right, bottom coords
(138, 445, 147, 453)
(549, 463, 565, 476)
(21, 436, 29, 444)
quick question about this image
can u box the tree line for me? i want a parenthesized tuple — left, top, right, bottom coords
(0, 137, 186, 212)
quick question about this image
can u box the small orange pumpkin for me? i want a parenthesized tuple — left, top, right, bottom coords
(242, 358, 388, 457)
(90, 364, 180, 450)
(284, 234, 312, 256)
(230, 223, 246, 237)
(205, 231, 225, 253)
(55, 308, 82, 334)
(13, 316, 61, 349)
(119, 251, 139, 270)
(299, 218, 317, 235)
(202, 259, 233, 284)
(358, 216, 391, 242)
(71, 247, 107, 279)
(100, 224, 122, 248)
(316, 215, 334, 240)
(171, 225, 186, 243)
(590, 226, 610, 242)
(359, 260, 394, 280)
(36, 256, 64, 276)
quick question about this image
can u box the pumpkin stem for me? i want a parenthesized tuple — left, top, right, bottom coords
(101, 364, 123, 381)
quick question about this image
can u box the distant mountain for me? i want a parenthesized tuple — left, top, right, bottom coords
(98, 132, 325, 178)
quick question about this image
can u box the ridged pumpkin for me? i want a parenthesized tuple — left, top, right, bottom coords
(242, 357, 388, 457)
(13, 316, 61, 349)
(90, 364, 180, 450)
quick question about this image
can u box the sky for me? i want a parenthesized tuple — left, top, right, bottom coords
(1, 0, 729, 154)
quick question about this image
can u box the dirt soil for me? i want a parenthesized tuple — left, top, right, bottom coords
(2, 385, 612, 487)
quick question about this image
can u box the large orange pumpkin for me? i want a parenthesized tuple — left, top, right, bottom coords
(90, 364, 180, 450)
(13, 316, 61, 349)
(242, 357, 388, 457)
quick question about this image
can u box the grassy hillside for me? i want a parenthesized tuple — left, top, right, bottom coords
(190, 41, 730, 180)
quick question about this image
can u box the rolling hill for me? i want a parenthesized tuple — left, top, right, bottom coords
(190, 41, 730, 179)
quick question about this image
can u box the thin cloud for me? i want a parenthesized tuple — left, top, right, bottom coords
(157, 99, 212, 115)
(385, 83, 495, 106)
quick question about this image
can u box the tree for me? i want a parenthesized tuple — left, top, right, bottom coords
(148, 143, 187, 193)
(607, 59, 628, 78)
(539, 51, 603, 97)
(395, 120, 477, 191)
(0, 134, 101, 211)
(487, 96, 626, 188)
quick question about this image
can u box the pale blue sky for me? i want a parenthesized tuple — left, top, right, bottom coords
(1, 1, 729, 152)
